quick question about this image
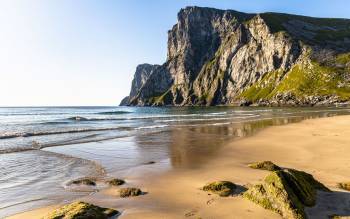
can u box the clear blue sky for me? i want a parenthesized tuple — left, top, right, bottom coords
(1, 0, 349, 106)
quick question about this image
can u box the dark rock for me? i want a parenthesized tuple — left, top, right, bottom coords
(107, 178, 125, 186)
(337, 182, 350, 191)
(70, 178, 96, 186)
(119, 187, 142, 197)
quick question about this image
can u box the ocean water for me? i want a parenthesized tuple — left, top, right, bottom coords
(1, 106, 350, 217)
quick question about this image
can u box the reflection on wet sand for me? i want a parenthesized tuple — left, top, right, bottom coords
(164, 112, 347, 169)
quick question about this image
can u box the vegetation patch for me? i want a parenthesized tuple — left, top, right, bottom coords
(243, 166, 330, 219)
(119, 187, 142, 197)
(42, 201, 118, 219)
(248, 161, 281, 171)
(239, 70, 283, 102)
(202, 181, 237, 197)
(239, 58, 350, 103)
(107, 178, 125, 186)
(271, 61, 350, 100)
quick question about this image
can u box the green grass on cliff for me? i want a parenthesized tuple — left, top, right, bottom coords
(239, 70, 283, 102)
(239, 57, 350, 102)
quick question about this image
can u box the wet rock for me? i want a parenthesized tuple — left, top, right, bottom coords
(43, 201, 118, 219)
(337, 182, 350, 191)
(248, 161, 282, 171)
(70, 178, 96, 186)
(107, 178, 125, 186)
(119, 187, 142, 197)
(243, 168, 330, 219)
(202, 181, 237, 197)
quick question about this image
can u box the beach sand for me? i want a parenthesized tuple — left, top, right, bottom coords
(7, 115, 350, 219)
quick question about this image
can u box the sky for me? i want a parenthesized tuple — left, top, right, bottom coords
(0, 0, 349, 106)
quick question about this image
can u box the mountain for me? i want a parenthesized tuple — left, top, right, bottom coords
(121, 6, 350, 106)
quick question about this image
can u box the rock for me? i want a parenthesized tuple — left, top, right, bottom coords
(119, 96, 129, 106)
(248, 161, 282, 171)
(124, 6, 350, 106)
(202, 181, 237, 197)
(70, 178, 96, 186)
(243, 168, 330, 219)
(42, 201, 118, 219)
(143, 161, 156, 165)
(107, 178, 125, 186)
(119, 187, 142, 197)
(337, 182, 350, 191)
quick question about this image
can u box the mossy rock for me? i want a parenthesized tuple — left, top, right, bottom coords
(108, 178, 125, 186)
(202, 181, 236, 197)
(248, 161, 281, 171)
(71, 178, 96, 186)
(337, 182, 350, 191)
(243, 167, 330, 219)
(119, 187, 142, 197)
(42, 201, 118, 219)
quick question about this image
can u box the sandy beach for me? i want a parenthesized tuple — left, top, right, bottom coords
(7, 115, 350, 219)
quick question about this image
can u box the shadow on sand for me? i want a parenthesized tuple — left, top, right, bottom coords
(306, 190, 350, 218)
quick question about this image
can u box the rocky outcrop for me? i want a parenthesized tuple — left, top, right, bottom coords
(123, 6, 350, 106)
(120, 63, 159, 106)
(243, 167, 330, 219)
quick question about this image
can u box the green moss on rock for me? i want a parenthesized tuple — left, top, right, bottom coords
(202, 181, 236, 197)
(248, 161, 281, 171)
(119, 187, 142, 198)
(108, 178, 125, 186)
(42, 201, 118, 219)
(243, 167, 330, 219)
(337, 182, 350, 191)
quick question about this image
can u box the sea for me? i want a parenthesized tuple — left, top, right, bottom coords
(1, 106, 350, 218)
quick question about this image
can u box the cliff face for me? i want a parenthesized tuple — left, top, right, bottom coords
(120, 63, 159, 105)
(122, 6, 350, 106)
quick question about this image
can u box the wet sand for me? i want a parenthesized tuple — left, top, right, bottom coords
(7, 115, 350, 219)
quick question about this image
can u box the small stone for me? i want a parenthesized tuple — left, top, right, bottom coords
(119, 187, 142, 197)
(202, 181, 236, 197)
(337, 182, 350, 191)
(108, 178, 125, 186)
(71, 178, 96, 186)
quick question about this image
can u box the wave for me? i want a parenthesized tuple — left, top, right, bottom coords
(97, 111, 132, 115)
(135, 125, 169, 130)
(67, 116, 89, 121)
(0, 127, 128, 140)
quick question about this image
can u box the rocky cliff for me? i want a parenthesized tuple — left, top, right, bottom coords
(119, 63, 159, 105)
(121, 6, 350, 106)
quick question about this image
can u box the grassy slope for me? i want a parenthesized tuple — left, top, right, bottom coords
(239, 54, 350, 102)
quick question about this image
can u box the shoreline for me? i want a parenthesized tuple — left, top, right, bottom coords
(7, 115, 350, 219)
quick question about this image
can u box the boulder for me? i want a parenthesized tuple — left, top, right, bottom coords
(119, 187, 142, 197)
(42, 201, 118, 219)
(202, 181, 237, 197)
(243, 168, 330, 219)
(107, 178, 125, 186)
